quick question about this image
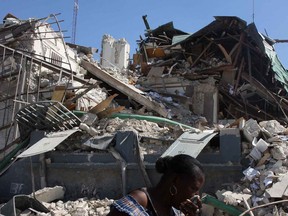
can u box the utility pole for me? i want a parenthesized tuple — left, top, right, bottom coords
(72, 0, 79, 44)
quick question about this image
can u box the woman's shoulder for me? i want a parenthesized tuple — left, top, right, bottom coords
(129, 188, 149, 208)
(108, 189, 151, 216)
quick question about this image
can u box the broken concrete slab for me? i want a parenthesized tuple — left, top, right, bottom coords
(0, 195, 49, 215)
(242, 119, 262, 142)
(30, 186, 65, 203)
(266, 173, 288, 198)
(221, 191, 252, 206)
(147, 66, 165, 77)
(160, 131, 216, 158)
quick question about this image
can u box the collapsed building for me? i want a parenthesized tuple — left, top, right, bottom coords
(136, 16, 288, 125)
(0, 13, 288, 215)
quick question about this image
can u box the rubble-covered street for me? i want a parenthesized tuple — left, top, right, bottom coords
(1, 11, 288, 216)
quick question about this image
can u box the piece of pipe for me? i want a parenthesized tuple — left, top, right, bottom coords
(242, 198, 254, 216)
(201, 194, 246, 216)
(72, 111, 200, 132)
(0, 137, 29, 175)
(110, 113, 200, 132)
(239, 200, 288, 216)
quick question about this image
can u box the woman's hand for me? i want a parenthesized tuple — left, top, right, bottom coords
(179, 195, 201, 216)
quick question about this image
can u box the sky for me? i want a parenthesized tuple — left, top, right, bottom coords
(1, 0, 288, 67)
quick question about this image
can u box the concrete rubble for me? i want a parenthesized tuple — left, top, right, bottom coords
(35, 187, 114, 216)
(0, 186, 113, 216)
(211, 118, 288, 215)
(1, 13, 288, 215)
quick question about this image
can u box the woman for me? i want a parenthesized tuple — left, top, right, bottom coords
(107, 154, 205, 216)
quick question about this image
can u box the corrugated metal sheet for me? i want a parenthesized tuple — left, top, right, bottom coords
(17, 129, 79, 158)
(264, 41, 288, 92)
(161, 131, 217, 158)
(172, 34, 191, 45)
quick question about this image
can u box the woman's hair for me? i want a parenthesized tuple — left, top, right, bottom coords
(155, 154, 204, 180)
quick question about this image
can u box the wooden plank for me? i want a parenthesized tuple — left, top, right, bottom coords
(231, 33, 245, 67)
(247, 48, 252, 82)
(97, 106, 125, 119)
(241, 72, 288, 115)
(81, 60, 169, 117)
(51, 85, 66, 102)
(47, 85, 66, 118)
(229, 42, 240, 58)
(217, 44, 232, 64)
(190, 41, 213, 68)
(234, 57, 245, 93)
(64, 82, 98, 110)
(89, 94, 118, 114)
(256, 152, 271, 167)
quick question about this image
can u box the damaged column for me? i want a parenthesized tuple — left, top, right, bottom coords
(186, 77, 218, 124)
(100, 34, 130, 70)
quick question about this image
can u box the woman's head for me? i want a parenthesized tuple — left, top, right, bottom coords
(155, 154, 205, 208)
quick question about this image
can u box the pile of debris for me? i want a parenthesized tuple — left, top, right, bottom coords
(0, 186, 114, 216)
(211, 119, 288, 215)
(2, 120, 288, 214)
(41, 198, 113, 216)
(55, 116, 176, 155)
